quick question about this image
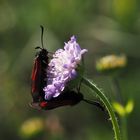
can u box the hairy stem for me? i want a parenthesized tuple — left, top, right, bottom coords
(82, 77, 121, 140)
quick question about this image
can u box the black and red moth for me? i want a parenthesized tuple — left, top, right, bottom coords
(30, 26, 104, 111)
(30, 26, 49, 108)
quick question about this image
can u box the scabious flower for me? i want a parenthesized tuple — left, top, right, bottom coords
(44, 36, 87, 100)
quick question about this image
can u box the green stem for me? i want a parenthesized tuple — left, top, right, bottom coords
(111, 77, 123, 104)
(121, 116, 128, 140)
(82, 77, 121, 140)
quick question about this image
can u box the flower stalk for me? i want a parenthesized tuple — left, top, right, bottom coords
(121, 116, 128, 140)
(82, 77, 121, 140)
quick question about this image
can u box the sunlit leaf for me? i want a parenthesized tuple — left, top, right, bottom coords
(113, 102, 125, 117)
(125, 99, 134, 115)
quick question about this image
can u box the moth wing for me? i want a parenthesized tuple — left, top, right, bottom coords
(31, 57, 42, 102)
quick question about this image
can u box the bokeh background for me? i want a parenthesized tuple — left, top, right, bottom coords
(0, 0, 140, 140)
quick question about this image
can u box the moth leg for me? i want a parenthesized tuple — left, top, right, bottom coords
(42, 60, 47, 64)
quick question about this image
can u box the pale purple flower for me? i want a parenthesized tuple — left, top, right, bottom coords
(44, 36, 87, 100)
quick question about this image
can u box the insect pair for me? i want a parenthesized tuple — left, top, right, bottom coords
(30, 26, 104, 111)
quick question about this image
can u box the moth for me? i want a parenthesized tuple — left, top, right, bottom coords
(30, 26, 49, 106)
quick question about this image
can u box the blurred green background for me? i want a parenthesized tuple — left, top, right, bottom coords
(0, 0, 140, 140)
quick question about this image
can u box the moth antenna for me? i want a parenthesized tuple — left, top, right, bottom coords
(35, 46, 42, 49)
(82, 99, 105, 111)
(40, 25, 44, 49)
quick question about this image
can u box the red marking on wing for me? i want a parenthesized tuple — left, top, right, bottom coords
(40, 101, 48, 108)
(31, 57, 41, 94)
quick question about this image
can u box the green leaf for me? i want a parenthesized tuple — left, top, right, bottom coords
(113, 102, 125, 117)
(125, 100, 134, 115)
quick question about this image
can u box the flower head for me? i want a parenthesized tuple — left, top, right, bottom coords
(44, 36, 87, 100)
(20, 118, 43, 139)
(96, 54, 127, 71)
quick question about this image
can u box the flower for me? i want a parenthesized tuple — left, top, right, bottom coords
(20, 118, 44, 139)
(96, 54, 127, 71)
(44, 36, 87, 100)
